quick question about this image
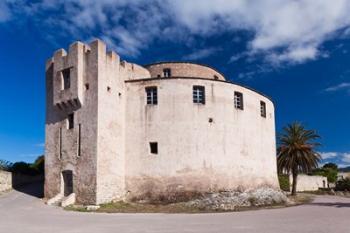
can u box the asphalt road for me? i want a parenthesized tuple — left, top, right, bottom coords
(0, 184, 349, 233)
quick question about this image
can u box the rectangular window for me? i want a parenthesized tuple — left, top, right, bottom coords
(260, 101, 266, 118)
(67, 113, 74, 129)
(149, 142, 158, 154)
(146, 87, 158, 105)
(234, 92, 244, 110)
(61, 68, 71, 90)
(163, 68, 171, 77)
(193, 86, 205, 104)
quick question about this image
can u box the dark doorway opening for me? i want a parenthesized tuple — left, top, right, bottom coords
(62, 170, 73, 196)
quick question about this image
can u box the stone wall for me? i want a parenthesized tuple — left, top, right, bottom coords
(145, 62, 225, 80)
(291, 175, 328, 192)
(0, 171, 12, 192)
(0, 171, 43, 193)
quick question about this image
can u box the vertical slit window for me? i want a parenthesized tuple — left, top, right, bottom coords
(67, 113, 74, 129)
(193, 86, 205, 104)
(77, 124, 81, 157)
(146, 87, 158, 105)
(234, 92, 244, 110)
(59, 128, 62, 160)
(260, 101, 266, 118)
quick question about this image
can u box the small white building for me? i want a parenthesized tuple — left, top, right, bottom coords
(290, 175, 328, 192)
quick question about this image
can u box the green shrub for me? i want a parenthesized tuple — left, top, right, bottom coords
(312, 166, 338, 183)
(0, 159, 12, 171)
(336, 178, 350, 191)
(278, 175, 290, 192)
(11, 162, 37, 175)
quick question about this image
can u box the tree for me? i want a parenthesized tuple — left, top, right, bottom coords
(323, 163, 338, 170)
(0, 159, 12, 171)
(312, 163, 338, 184)
(31, 155, 44, 175)
(277, 122, 321, 196)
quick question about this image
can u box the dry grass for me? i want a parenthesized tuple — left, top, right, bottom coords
(64, 191, 315, 214)
(65, 201, 206, 213)
(65, 195, 314, 213)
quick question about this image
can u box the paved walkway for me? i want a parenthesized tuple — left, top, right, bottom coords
(0, 184, 349, 233)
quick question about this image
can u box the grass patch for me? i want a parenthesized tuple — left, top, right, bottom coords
(287, 193, 314, 205)
(65, 201, 206, 213)
(98, 201, 205, 213)
(65, 195, 314, 214)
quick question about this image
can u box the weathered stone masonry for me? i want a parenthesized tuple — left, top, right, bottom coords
(45, 39, 279, 205)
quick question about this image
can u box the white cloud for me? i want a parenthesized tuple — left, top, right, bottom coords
(325, 82, 350, 92)
(341, 153, 350, 163)
(320, 152, 338, 160)
(320, 152, 350, 167)
(34, 143, 45, 148)
(337, 164, 350, 168)
(0, 1, 11, 22)
(169, 0, 350, 64)
(183, 47, 221, 60)
(3, 0, 350, 63)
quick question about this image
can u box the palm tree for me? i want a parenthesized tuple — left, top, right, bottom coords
(277, 122, 321, 196)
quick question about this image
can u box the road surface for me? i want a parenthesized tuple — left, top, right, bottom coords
(0, 184, 349, 233)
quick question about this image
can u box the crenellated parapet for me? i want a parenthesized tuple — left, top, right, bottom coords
(46, 39, 151, 110)
(47, 41, 87, 109)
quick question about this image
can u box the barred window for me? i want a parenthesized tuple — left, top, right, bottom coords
(163, 68, 171, 77)
(193, 86, 205, 104)
(234, 92, 244, 110)
(260, 101, 266, 118)
(146, 87, 157, 105)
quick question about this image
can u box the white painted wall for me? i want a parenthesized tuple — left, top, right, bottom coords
(290, 175, 328, 192)
(125, 77, 279, 197)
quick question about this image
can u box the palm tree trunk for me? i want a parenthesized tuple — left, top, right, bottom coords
(291, 169, 298, 196)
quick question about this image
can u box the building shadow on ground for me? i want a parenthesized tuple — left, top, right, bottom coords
(306, 202, 350, 208)
(12, 178, 44, 199)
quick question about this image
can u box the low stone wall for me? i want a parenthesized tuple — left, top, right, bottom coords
(12, 173, 44, 188)
(0, 170, 43, 192)
(0, 171, 12, 192)
(290, 174, 328, 192)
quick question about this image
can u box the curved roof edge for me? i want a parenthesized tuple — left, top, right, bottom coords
(125, 76, 274, 105)
(143, 61, 227, 80)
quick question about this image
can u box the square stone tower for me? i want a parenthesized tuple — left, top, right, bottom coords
(45, 40, 127, 205)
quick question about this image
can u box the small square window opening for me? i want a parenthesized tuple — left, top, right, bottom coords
(149, 142, 158, 154)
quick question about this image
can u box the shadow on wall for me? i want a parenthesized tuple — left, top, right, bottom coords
(12, 173, 44, 198)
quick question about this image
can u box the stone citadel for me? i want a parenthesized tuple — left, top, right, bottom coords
(45, 40, 279, 205)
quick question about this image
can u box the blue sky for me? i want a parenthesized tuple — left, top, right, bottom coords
(0, 0, 350, 166)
